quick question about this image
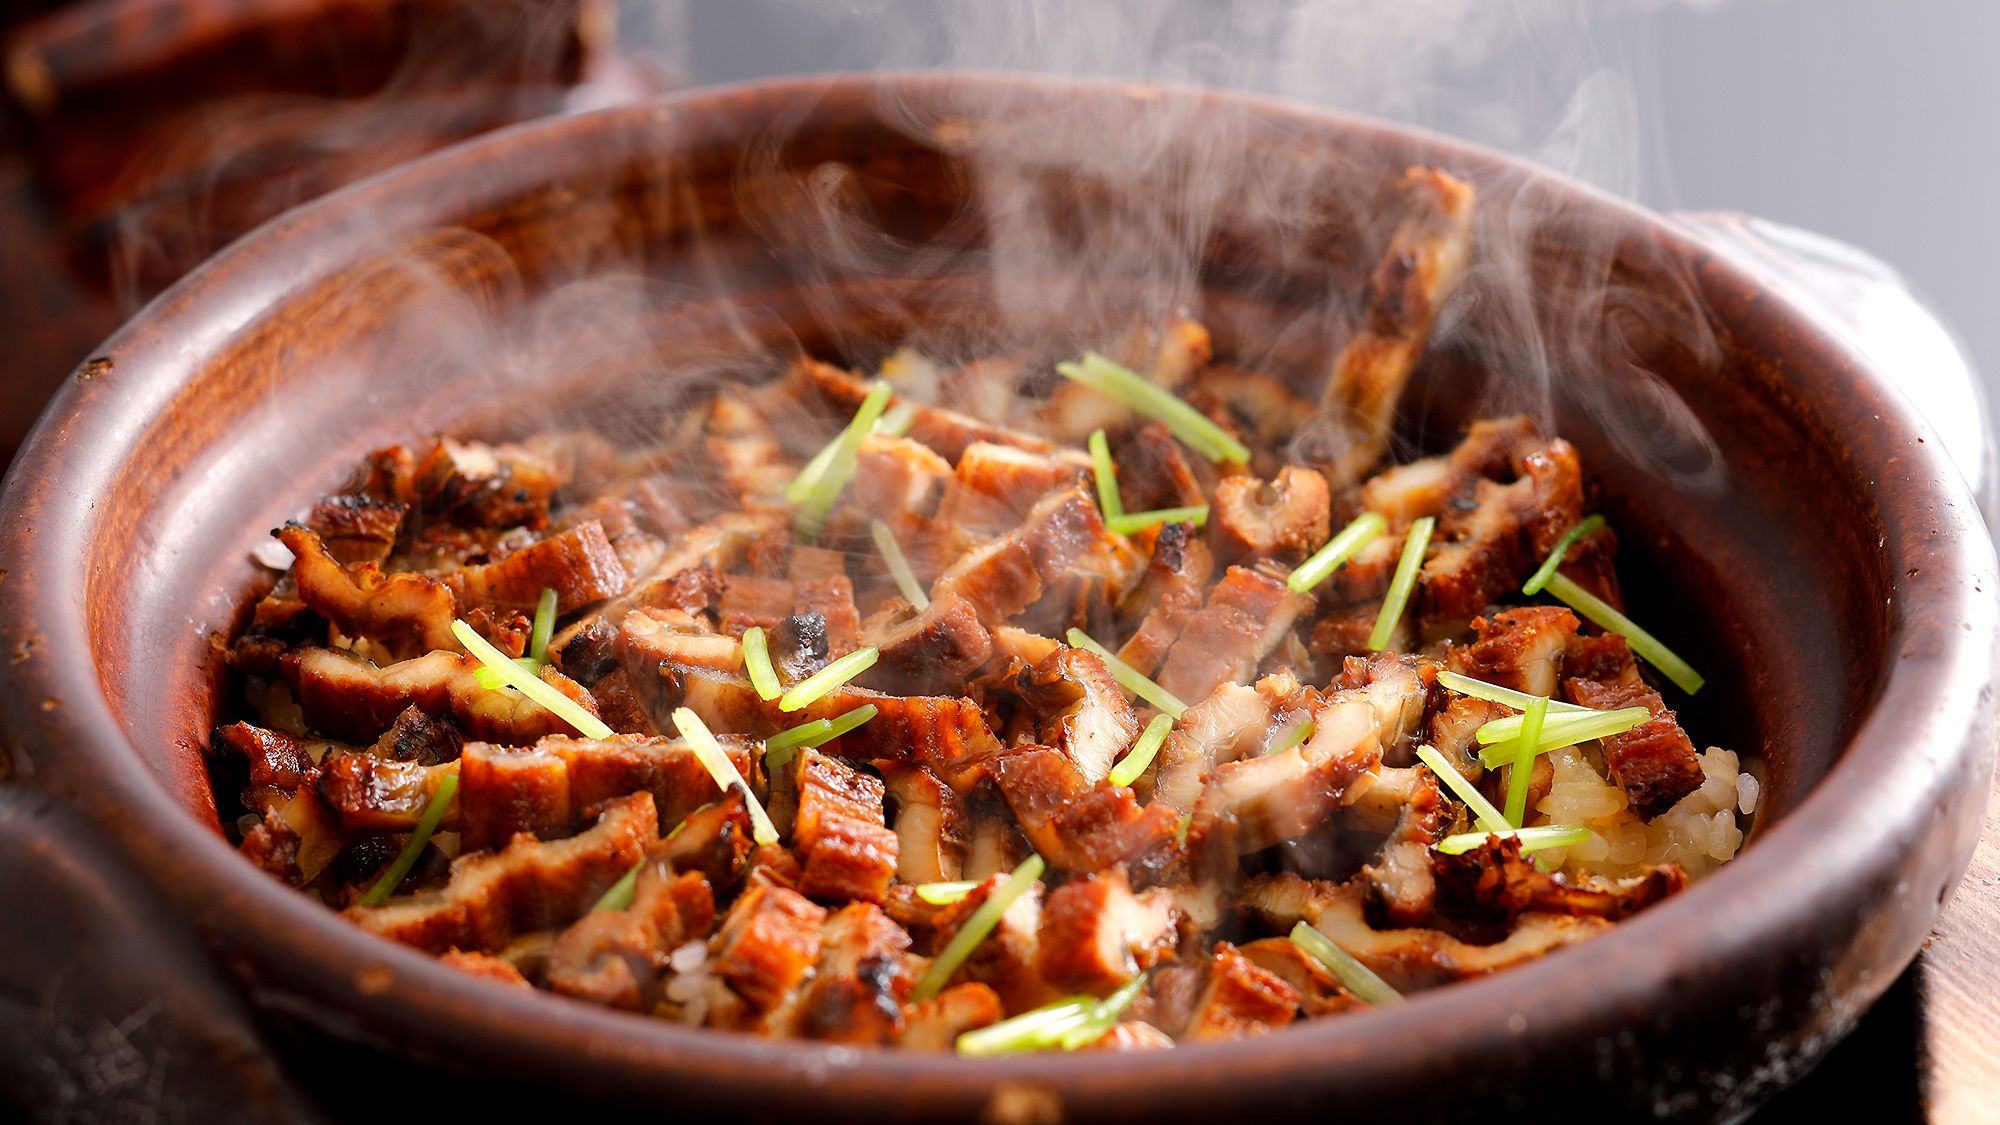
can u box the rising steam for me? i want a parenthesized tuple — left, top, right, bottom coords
(215, 0, 1740, 501)
(597, 0, 1733, 491)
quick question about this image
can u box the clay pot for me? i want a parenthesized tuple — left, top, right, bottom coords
(0, 74, 1992, 1122)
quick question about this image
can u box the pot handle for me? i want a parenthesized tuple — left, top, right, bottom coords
(1668, 210, 1998, 527)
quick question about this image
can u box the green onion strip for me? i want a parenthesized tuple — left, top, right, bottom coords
(915, 881, 977, 905)
(1106, 505, 1210, 536)
(785, 379, 890, 503)
(359, 773, 458, 906)
(1503, 695, 1548, 828)
(528, 587, 558, 663)
(1415, 744, 1509, 833)
(1289, 921, 1404, 1007)
(1543, 573, 1706, 695)
(956, 975, 1147, 1056)
(1521, 514, 1605, 596)
(1065, 628, 1187, 718)
(1107, 713, 1175, 787)
(874, 400, 920, 437)
(778, 646, 879, 712)
(788, 380, 894, 540)
(1435, 670, 1589, 715)
(1435, 824, 1592, 856)
(913, 854, 1046, 1002)
(787, 440, 844, 503)
(472, 587, 561, 690)
(472, 657, 540, 691)
(871, 520, 931, 609)
(764, 704, 879, 769)
(764, 723, 828, 768)
(1475, 707, 1653, 765)
(593, 859, 643, 913)
(1477, 709, 1631, 743)
(1056, 353, 1250, 464)
(740, 626, 782, 701)
(956, 995, 1093, 1057)
(1088, 428, 1124, 521)
(1367, 517, 1433, 652)
(1287, 511, 1386, 594)
(1054, 975, 1148, 1050)
(1263, 717, 1316, 756)
(671, 707, 779, 846)
(453, 620, 613, 740)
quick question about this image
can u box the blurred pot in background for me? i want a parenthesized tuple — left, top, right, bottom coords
(0, 0, 662, 466)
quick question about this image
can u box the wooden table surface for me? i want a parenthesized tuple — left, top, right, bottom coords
(1913, 768, 2000, 1121)
(1748, 767, 2000, 1124)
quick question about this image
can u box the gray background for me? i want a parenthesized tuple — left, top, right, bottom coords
(1657, 0, 1997, 415)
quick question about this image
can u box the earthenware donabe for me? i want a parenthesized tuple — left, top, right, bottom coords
(0, 74, 1993, 1122)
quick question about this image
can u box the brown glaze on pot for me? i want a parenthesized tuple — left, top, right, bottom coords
(0, 74, 1993, 1122)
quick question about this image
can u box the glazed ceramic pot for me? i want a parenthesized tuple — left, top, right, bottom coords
(0, 74, 1993, 1122)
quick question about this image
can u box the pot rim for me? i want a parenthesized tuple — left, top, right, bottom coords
(2, 70, 1994, 1111)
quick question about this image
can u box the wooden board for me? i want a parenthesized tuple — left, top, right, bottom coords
(1917, 766, 2000, 1122)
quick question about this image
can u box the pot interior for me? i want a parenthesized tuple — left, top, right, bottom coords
(89, 79, 1882, 881)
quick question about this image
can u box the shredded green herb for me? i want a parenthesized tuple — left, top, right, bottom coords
(1367, 517, 1433, 651)
(764, 722, 827, 768)
(912, 854, 1045, 1002)
(785, 433, 846, 503)
(1065, 628, 1187, 718)
(1056, 352, 1251, 464)
(592, 858, 643, 912)
(1474, 706, 1652, 767)
(874, 400, 920, 437)
(453, 620, 612, 740)
(671, 707, 778, 846)
(786, 379, 892, 503)
(1053, 975, 1148, 1050)
(955, 976, 1147, 1056)
(528, 587, 558, 663)
(789, 380, 894, 540)
(871, 520, 930, 609)
(819, 703, 880, 741)
(472, 656, 540, 691)
(1288, 921, 1404, 1007)
(1263, 717, 1316, 756)
(1435, 824, 1592, 856)
(955, 995, 1095, 1057)
(1088, 428, 1124, 520)
(1543, 572, 1705, 695)
(1107, 713, 1174, 787)
(1415, 744, 1509, 833)
(740, 626, 782, 701)
(914, 881, 977, 905)
(764, 704, 879, 769)
(1106, 505, 1209, 536)
(1288, 511, 1386, 594)
(664, 807, 700, 843)
(1435, 670, 1589, 715)
(778, 646, 880, 712)
(1503, 695, 1548, 828)
(1521, 514, 1605, 596)
(359, 773, 458, 906)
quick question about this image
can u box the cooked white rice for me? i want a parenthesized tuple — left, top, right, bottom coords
(1531, 744, 1755, 882)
